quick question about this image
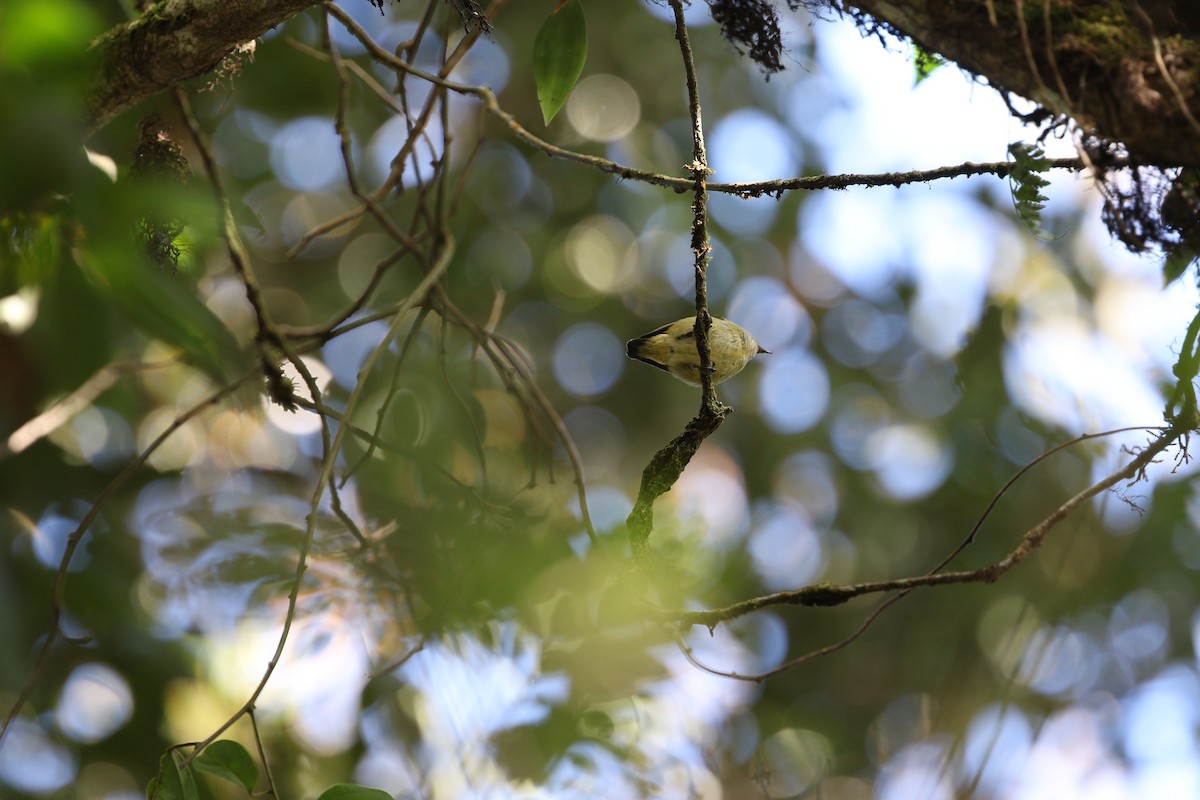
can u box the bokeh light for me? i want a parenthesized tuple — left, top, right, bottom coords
(758, 347, 830, 433)
(748, 506, 826, 590)
(269, 116, 347, 192)
(865, 423, 952, 500)
(567, 74, 641, 143)
(0, 719, 76, 794)
(55, 663, 133, 744)
(553, 323, 624, 397)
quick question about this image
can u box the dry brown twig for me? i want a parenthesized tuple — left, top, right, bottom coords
(668, 424, 1185, 682)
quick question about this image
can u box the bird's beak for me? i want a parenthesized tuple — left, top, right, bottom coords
(757, 346, 770, 354)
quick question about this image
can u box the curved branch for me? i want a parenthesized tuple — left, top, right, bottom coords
(672, 424, 1186, 632)
(87, 0, 320, 134)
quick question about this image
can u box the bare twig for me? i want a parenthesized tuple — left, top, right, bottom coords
(371, 637, 427, 677)
(323, 4, 1093, 203)
(1041, 0, 1075, 111)
(0, 374, 254, 746)
(248, 707, 279, 799)
(673, 0, 720, 415)
(930, 425, 1165, 573)
(2, 359, 171, 456)
(174, 88, 297, 407)
(1014, 0, 1049, 105)
(671, 424, 1184, 638)
(625, 0, 731, 559)
(1131, 2, 1200, 136)
(184, 237, 457, 761)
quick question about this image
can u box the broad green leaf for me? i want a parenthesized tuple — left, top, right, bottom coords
(316, 784, 395, 800)
(146, 751, 198, 800)
(192, 739, 259, 791)
(77, 241, 244, 386)
(912, 44, 944, 85)
(533, 0, 587, 124)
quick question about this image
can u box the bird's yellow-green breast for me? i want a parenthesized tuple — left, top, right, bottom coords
(626, 316, 767, 386)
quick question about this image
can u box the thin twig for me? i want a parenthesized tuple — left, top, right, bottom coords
(323, 4, 1092, 202)
(671, 424, 1183, 639)
(1130, 2, 1200, 136)
(0, 374, 254, 746)
(1014, 0, 1049, 105)
(674, 425, 1185, 682)
(1041, 0, 1075, 111)
(248, 707, 279, 799)
(930, 425, 1164, 573)
(339, 306, 431, 486)
(2, 359, 172, 456)
(371, 637, 428, 677)
(625, 0, 729, 558)
(185, 238, 458, 761)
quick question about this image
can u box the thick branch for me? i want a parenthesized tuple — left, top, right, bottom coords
(87, 0, 320, 134)
(842, 0, 1200, 167)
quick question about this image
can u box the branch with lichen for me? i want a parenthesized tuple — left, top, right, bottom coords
(625, 0, 730, 559)
(667, 421, 1188, 681)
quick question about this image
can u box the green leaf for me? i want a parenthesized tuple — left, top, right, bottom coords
(77, 242, 244, 386)
(146, 751, 199, 800)
(534, 0, 587, 124)
(1164, 247, 1198, 286)
(192, 740, 259, 792)
(1007, 142, 1057, 240)
(912, 44, 944, 85)
(316, 784, 395, 800)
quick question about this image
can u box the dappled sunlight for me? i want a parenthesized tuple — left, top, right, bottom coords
(204, 612, 373, 754)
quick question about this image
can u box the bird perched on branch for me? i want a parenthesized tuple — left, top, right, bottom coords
(626, 316, 768, 386)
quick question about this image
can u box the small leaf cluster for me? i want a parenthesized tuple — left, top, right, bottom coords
(912, 43, 944, 85)
(1007, 142, 1053, 239)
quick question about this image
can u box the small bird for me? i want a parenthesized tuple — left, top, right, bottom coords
(626, 316, 768, 386)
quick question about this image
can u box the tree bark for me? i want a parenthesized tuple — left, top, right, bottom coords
(86, 0, 321, 135)
(840, 0, 1200, 168)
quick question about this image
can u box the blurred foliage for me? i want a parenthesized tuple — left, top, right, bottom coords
(0, 1, 1198, 799)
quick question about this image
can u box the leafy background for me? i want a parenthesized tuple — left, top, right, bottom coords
(2, 1, 1200, 798)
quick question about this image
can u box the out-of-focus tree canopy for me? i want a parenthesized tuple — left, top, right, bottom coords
(2, 1, 1200, 798)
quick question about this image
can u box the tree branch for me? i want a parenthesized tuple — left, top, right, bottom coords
(841, 0, 1200, 168)
(626, 0, 729, 559)
(87, 0, 320, 134)
(671, 424, 1186, 633)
